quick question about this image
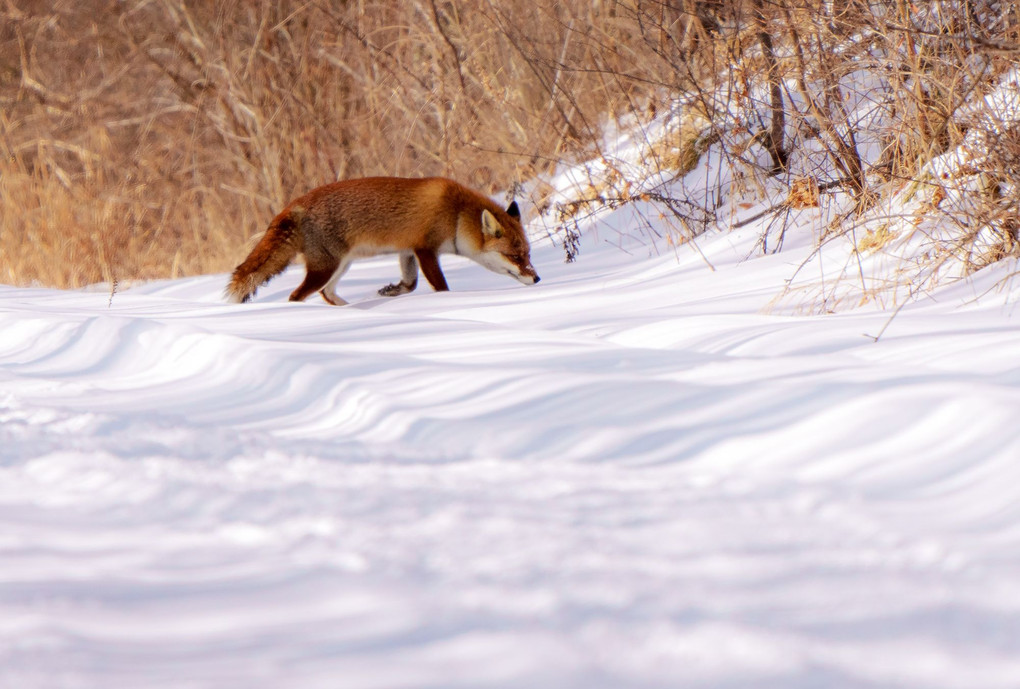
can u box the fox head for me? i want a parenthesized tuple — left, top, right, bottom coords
(478, 201, 540, 285)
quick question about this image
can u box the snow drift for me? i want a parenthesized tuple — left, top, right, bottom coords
(3, 202, 1020, 687)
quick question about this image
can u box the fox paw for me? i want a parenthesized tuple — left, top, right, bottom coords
(378, 281, 416, 297)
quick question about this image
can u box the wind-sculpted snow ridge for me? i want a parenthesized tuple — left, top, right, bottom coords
(2, 221, 1020, 688)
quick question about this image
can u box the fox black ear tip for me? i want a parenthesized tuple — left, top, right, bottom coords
(507, 200, 520, 218)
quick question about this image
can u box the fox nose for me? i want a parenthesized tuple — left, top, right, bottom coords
(533, 275, 541, 284)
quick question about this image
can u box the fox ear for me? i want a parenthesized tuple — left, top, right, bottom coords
(481, 209, 504, 239)
(506, 200, 520, 219)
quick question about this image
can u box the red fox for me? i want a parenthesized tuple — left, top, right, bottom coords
(226, 176, 539, 305)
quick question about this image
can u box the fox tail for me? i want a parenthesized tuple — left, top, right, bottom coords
(225, 207, 303, 303)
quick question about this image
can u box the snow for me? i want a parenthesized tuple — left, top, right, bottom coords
(3, 201, 1020, 688)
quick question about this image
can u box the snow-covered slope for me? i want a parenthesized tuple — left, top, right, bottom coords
(3, 212, 1020, 687)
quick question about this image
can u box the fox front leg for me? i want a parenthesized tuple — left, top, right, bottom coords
(378, 251, 419, 297)
(414, 248, 449, 291)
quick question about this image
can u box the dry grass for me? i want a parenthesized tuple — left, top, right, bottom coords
(787, 177, 819, 209)
(3, 0, 1020, 299)
(0, 0, 676, 288)
(856, 225, 897, 254)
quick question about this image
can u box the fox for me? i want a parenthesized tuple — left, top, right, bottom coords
(226, 176, 539, 305)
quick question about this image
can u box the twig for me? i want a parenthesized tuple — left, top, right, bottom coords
(731, 178, 850, 229)
(864, 297, 910, 342)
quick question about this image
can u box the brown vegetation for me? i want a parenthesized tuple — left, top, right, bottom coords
(2, 1, 1020, 293)
(2, 0, 666, 287)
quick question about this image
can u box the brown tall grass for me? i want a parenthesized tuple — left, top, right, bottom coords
(1, 0, 664, 287)
(3, 0, 1020, 297)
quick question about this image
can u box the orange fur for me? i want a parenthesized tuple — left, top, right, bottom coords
(226, 177, 538, 305)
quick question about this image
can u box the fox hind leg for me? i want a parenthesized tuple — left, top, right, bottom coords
(289, 258, 350, 305)
(378, 251, 419, 297)
(319, 259, 351, 305)
(289, 268, 333, 303)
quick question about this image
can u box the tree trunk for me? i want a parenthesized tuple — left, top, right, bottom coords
(752, 0, 788, 174)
